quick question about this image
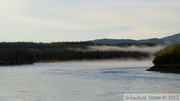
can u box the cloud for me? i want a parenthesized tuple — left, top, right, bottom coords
(0, 0, 179, 41)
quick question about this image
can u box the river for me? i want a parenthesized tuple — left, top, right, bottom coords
(0, 60, 179, 101)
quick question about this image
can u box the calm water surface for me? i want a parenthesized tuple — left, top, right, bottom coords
(0, 60, 180, 101)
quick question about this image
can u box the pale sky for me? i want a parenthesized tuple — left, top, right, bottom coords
(0, 0, 179, 42)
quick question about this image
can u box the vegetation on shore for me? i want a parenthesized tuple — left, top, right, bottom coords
(0, 42, 152, 65)
(148, 44, 180, 72)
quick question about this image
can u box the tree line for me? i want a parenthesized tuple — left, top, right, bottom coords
(0, 49, 34, 65)
(0, 42, 154, 65)
(0, 42, 157, 50)
(0, 49, 150, 65)
(153, 44, 180, 65)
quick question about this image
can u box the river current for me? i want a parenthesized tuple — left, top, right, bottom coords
(0, 60, 179, 101)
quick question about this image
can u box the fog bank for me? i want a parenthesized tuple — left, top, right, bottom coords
(44, 59, 153, 69)
(86, 45, 164, 53)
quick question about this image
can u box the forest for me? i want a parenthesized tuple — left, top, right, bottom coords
(148, 44, 180, 72)
(153, 44, 180, 65)
(0, 42, 153, 65)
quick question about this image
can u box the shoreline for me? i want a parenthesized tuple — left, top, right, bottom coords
(0, 63, 34, 66)
(147, 65, 180, 74)
(0, 58, 151, 66)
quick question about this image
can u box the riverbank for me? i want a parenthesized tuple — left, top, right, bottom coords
(0, 61, 33, 66)
(147, 64, 180, 73)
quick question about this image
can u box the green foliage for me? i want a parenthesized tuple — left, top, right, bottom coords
(153, 44, 180, 65)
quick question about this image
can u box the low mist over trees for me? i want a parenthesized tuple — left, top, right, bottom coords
(0, 42, 153, 65)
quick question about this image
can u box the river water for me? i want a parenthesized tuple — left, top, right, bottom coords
(0, 60, 179, 101)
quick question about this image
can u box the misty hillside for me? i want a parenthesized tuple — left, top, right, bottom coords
(88, 39, 137, 44)
(162, 33, 180, 44)
(88, 33, 180, 44)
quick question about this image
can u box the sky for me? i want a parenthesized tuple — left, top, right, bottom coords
(0, 0, 180, 42)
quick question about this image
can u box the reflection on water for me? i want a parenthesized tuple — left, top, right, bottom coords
(0, 60, 179, 101)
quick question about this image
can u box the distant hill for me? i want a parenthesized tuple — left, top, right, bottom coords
(88, 39, 137, 44)
(162, 33, 180, 44)
(88, 33, 180, 44)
